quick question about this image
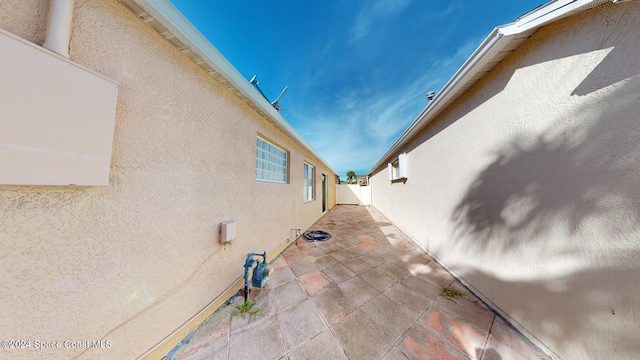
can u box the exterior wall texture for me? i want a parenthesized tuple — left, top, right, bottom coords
(370, 3, 640, 359)
(0, 1, 336, 359)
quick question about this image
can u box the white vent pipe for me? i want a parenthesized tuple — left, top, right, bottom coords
(43, 0, 75, 58)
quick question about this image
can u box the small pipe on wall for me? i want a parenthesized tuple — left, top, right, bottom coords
(43, 0, 75, 58)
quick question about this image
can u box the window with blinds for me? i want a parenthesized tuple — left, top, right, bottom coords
(303, 162, 315, 202)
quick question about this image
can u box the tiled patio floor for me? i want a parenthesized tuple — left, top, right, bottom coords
(165, 205, 546, 360)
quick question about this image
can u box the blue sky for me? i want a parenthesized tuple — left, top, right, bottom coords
(169, 0, 544, 179)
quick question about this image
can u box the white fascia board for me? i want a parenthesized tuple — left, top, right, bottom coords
(369, 0, 608, 175)
(129, 0, 337, 174)
(507, 0, 602, 34)
(369, 28, 506, 174)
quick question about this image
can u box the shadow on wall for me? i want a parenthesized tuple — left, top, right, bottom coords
(460, 264, 640, 359)
(449, 23, 640, 359)
(451, 78, 640, 252)
(405, 3, 640, 155)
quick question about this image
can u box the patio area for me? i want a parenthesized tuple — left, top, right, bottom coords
(164, 205, 546, 360)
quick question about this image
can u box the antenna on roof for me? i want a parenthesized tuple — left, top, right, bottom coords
(271, 86, 288, 112)
(426, 91, 436, 103)
(249, 75, 288, 113)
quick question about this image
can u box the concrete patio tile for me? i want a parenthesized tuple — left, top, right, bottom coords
(343, 244, 372, 256)
(330, 239, 352, 249)
(341, 236, 362, 246)
(287, 330, 348, 360)
(270, 280, 308, 313)
(359, 251, 388, 267)
(373, 246, 403, 259)
(230, 291, 275, 333)
(420, 305, 488, 359)
(298, 271, 332, 297)
(322, 263, 356, 284)
(188, 304, 232, 344)
(313, 254, 338, 269)
(290, 259, 321, 277)
(401, 275, 444, 301)
(338, 276, 380, 307)
(397, 324, 469, 360)
(384, 283, 434, 319)
(328, 249, 354, 262)
(394, 252, 433, 269)
(316, 241, 341, 254)
(382, 347, 410, 360)
(228, 314, 285, 360)
(378, 261, 411, 281)
(272, 256, 289, 270)
(173, 337, 227, 360)
(341, 257, 374, 275)
(165, 206, 547, 360)
(360, 294, 414, 341)
(357, 234, 374, 242)
(416, 261, 456, 284)
(296, 238, 320, 249)
(359, 267, 398, 292)
(331, 310, 394, 359)
(301, 246, 327, 257)
(284, 250, 308, 266)
(484, 317, 545, 359)
(277, 299, 327, 352)
(311, 285, 356, 325)
(269, 265, 296, 288)
(435, 285, 495, 335)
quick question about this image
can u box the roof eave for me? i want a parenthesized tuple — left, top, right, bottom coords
(369, 0, 615, 175)
(119, 0, 337, 174)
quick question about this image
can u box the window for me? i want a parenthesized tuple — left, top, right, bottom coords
(388, 153, 408, 181)
(303, 162, 315, 202)
(256, 136, 288, 183)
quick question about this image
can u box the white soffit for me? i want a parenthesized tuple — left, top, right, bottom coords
(118, 0, 336, 174)
(370, 0, 617, 174)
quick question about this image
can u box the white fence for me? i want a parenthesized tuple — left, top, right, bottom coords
(336, 184, 371, 206)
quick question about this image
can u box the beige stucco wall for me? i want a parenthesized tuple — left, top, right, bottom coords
(370, 2, 640, 359)
(0, 1, 335, 359)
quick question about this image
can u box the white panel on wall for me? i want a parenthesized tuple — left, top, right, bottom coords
(0, 29, 118, 186)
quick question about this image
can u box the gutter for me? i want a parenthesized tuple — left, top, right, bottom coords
(122, 0, 337, 175)
(369, 0, 618, 175)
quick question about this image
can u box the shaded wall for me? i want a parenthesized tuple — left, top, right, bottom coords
(370, 3, 640, 359)
(0, 0, 336, 359)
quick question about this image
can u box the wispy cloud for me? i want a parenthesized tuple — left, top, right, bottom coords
(351, 0, 413, 41)
(289, 61, 458, 177)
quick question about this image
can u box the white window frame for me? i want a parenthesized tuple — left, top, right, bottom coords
(388, 153, 408, 182)
(303, 162, 315, 202)
(256, 136, 288, 183)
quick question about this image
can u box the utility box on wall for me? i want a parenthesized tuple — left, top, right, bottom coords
(220, 220, 236, 244)
(0, 28, 118, 186)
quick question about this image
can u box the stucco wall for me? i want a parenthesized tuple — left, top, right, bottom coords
(0, 1, 335, 359)
(370, 2, 640, 359)
(336, 184, 371, 206)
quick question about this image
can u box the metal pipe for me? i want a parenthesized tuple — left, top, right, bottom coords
(43, 0, 75, 58)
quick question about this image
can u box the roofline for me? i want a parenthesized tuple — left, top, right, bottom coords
(369, 0, 621, 175)
(119, 0, 337, 174)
